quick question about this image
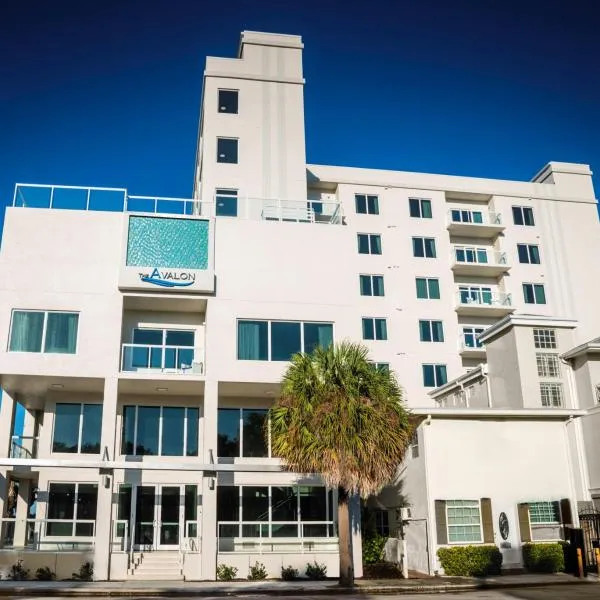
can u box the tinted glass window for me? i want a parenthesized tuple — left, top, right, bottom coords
(53, 404, 80, 453)
(44, 313, 78, 354)
(217, 138, 238, 163)
(81, 404, 102, 453)
(121, 406, 136, 455)
(136, 407, 160, 455)
(217, 486, 239, 522)
(237, 320, 268, 360)
(161, 407, 185, 456)
(303, 323, 333, 353)
(242, 409, 268, 457)
(9, 311, 44, 352)
(165, 330, 194, 346)
(242, 486, 269, 521)
(216, 189, 238, 217)
(218, 409, 240, 457)
(133, 329, 163, 345)
(186, 408, 199, 457)
(271, 321, 301, 361)
(218, 90, 238, 114)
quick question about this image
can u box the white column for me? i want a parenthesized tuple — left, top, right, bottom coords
(13, 479, 31, 548)
(200, 380, 218, 580)
(350, 495, 363, 578)
(0, 391, 16, 458)
(93, 377, 118, 581)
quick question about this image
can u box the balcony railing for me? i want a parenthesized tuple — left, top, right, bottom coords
(10, 435, 38, 459)
(456, 291, 512, 307)
(448, 209, 502, 226)
(121, 344, 204, 375)
(460, 340, 485, 352)
(453, 246, 507, 266)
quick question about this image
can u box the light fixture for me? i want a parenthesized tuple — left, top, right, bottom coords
(50, 384, 64, 389)
(156, 387, 168, 392)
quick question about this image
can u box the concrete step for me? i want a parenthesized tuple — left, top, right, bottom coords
(129, 573, 183, 580)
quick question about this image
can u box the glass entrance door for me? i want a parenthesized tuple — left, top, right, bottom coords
(157, 486, 181, 549)
(134, 486, 156, 549)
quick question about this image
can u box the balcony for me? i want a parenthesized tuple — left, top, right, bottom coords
(10, 436, 38, 459)
(455, 290, 514, 317)
(121, 344, 205, 375)
(447, 209, 505, 238)
(459, 341, 486, 358)
(451, 246, 510, 277)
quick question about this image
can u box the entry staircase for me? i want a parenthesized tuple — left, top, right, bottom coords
(129, 551, 183, 580)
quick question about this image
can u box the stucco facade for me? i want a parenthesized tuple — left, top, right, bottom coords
(0, 30, 599, 580)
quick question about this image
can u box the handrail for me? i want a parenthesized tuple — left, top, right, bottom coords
(10, 435, 39, 459)
(121, 344, 204, 374)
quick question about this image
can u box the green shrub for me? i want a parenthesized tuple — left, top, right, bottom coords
(522, 543, 565, 573)
(35, 566, 56, 581)
(305, 560, 327, 580)
(281, 565, 299, 580)
(8, 560, 29, 581)
(437, 545, 503, 577)
(248, 561, 267, 580)
(216, 564, 238, 581)
(362, 533, 387, 565)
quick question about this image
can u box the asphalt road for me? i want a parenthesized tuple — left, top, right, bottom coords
(12, 587, 600, 600)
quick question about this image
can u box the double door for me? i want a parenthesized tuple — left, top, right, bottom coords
(133, 485, 184, 550)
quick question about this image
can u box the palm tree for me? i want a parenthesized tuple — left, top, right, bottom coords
(269, 341, 411, 586)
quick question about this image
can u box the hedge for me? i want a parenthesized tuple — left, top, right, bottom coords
(437, 545, 503, 577)
(362, 534, 387, 565)
(522, 543, 565, 573)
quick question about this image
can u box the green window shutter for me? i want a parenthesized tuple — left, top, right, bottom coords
(518, 503, 531, 542)
(435, 500, 448, 545)
(480, 498, 494, 543)
(560, 498, 573, 526)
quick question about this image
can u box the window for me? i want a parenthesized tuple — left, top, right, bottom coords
(121, 406, 199, 456)
(512, 206, 535, 226)
(517, 244, 541, 264)
(422, 364, 447, 387)
(237, 320, 333, 361)
(218, 89, 238, 114)
(373, 362, 390, 373)
(446, 500, 482, 543)
(534, 329, 557, 349)
(355, 194, 379, 215)
(124, 328, 196, 371)
(410, 429, 419, 459)
(374, 510, 390, 536)
(218, 408, 269, 458)
(454, 246, 488, 264)
(412, 237, 436, 258)
(416, 277, 440, 299)
(529, 501, 560, 524)
(9, 310, 79, 354)
(47, 483, 97, 537)
(536, 353, 560, 378)
(53, 404, 102, 454)
(360, 275, 385, 297)
(540, 383, 563, 407)
(450, 209, 483, 224)
(217, 485, 334, 539)
(458, 286, 494, 305)
(357, 233, 382, 255)
(463, 327, 485, 348)
(217, 138, 238, 163)
(419, 320, 444, 342)
(523, 283, 546, 305)
(409, 198, 432, 218)
(215, 189, 238, 217)
(362, 318, 388, 341)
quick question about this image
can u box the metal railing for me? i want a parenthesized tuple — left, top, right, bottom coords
(453, 246, 507, 266)
(10, 435, 39, 459)
(456, 291, 512, 307)
(217, 521, 337, 554)
(460, 340, 485, 352)
(121, 344, 204, 374)
(448, 209, 502, 225)
(0, 518, 95, 550)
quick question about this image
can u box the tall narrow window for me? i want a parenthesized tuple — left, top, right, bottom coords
(218, 89, 239, 114)
(217, 138, 238, 164)
(237, 321, 268, 360)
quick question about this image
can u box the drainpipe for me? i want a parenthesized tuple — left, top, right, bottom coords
(482, 364, 492, 407)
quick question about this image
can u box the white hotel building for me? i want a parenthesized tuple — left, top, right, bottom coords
(1, 31, 600, 580)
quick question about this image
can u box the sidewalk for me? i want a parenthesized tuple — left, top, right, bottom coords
(0, 572, 593, 596)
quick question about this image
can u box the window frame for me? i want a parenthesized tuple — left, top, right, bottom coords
(523, 283, 547, 305)
(359, 274, 385, 297)
(450, 209, 484, 224)
(217, 407, 272, 458)
(512, 205, 535, 226)
(446, 499, 483, 545)
(216, 137, 239, 164)
(419, 319, 445, 343)
(120, 405, 199, 457)
(533, 329, 557, 349)
(52, 403, 103, 455)
(362, 317, 388, 341)
(412, 237, 437, 258)
(355, 194, 379, 215)
(517, 243, 541, 264)
(422, 364, 448, 387)
(218, 89, 239, 114)
(8, 309, 79, 354)
(236, 319, 334, 361)
(416, 277, 440, 299)
(540, 383, 564, 407)
(528, 501, 560, 525)
(46, 482, 98, 538)
(215, 188, 239, 217)
(536, 353, 561, 378)
(357, 233, 382, 255)
(462, 326, 485, 349)
(409, 198, 432, 219)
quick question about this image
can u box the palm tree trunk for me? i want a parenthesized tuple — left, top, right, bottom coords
(337, 487, 354, 587)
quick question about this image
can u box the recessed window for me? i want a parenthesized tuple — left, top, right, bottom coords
(121, 405, 199, 456)
(523, 283, 546, 304)
(517, 244, 541, 264)
(357, 233, 382, 255)
(536, 353, 560, 378)
(218, 89, 239, 114)
(540, 383, 563, 407)
(454, 246, 488, 264)
(450, 209, 483, 224)
(458, 285, 494, 305)
(412, 237, 436, 258)
(419, 320, 444, 342)
(215, 189, 238, 217)
(47, 483, 97, 537)
(9, 310, 79, 354)
(512, 206, 535, 226)
(360, 275, 385, 296)
(409, 198, 432, 218)
(355, 194, 379, 215)
(416, 277, 440, 299)
(218, 408, 269, 458)
(446, 500, 482, 543)
(422, 364, 447, 387)
(362, 318, 388, 341)
(237, 320, 333, 361)
(217, 138, 238, 164)
(53, 404, 102, 454)
(462, 327, 485, 349)
(533, 329, 556, 349)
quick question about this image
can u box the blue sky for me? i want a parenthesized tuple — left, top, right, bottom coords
(1, 0, 599, 238)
